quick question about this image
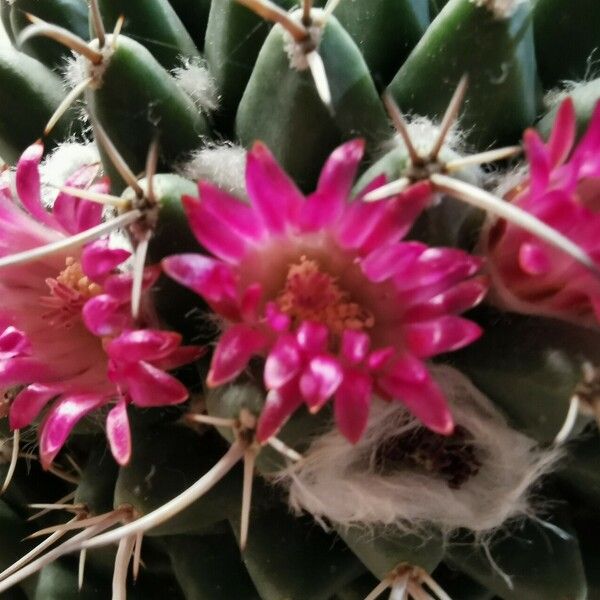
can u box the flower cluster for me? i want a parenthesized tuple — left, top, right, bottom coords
(486, 98, 600, 328)
(0, 143, 201, 468)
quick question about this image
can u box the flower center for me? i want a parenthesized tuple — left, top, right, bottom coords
(41, 257, 102, 328)
(275, 255, 374, 335)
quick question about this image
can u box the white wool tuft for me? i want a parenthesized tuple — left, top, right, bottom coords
(177, 142, 248, 199)
(172, 58, 219, 114)
(63, 54, 89, 90)
(470, 0, 527, 18)
(278, 365, 560, 535)
(40, 141, 100, 189)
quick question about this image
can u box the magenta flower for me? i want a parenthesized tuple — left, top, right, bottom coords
(486, 98, 600, 327)
(0, 143, 202, 468)
(163, 140, 487, 444)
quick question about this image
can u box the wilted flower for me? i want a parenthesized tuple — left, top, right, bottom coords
(486, 98, 600, 327)
(163, 140, 487, 444)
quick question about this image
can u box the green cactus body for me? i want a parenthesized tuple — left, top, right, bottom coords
(95, 0, 200, 70)
(85, 35, 210, 188)
(388, 0, 540, 149)
(236, 11, 388, 189)
(8, 0, 89, 70)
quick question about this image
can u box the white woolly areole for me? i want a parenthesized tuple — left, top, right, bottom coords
(278, 365, 559, 535)
(171, 58, 219, 114)
(40, 142, 100, 189)
(177, 142, 248, 199)
(283, 9, 325, 71)
(470, 0, 527, 19)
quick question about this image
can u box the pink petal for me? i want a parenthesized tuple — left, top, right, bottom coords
(182, 195, 249, 263)
(9, 384, 59, 429)
(256, 379, 303, 443)
(246, 142, 304, 233)
(83, 295, 130, 336)
(367, 347, 395, 371)
(207, 325, 267, 387)
(264, 334, 302, 389)
(121, 361, 189, 407)
(102, 267, 160, 302)
(299, 355, 343, 412)
(198, 181, 265, 243)
(404, 316, 482, 359)
(382, 353, 429, 384)
(39, 393, 106, 469)
(265, 302, 291, 332)
(300, 139, 365, 230)
(295, 321, 328, 354)
(75, 180, 107, 231)
(334, 370, 372, 443)
(361, 242, 427, 282)
(81, 239, 130, 283)
(151, 345, 206, 371)
(0, 326, 31, 359)
(518, 242, 552, 275)
(162, 254, 238, 318)
(546, 98, 576, 167)
(524, 129, 551, 197)
(341, 330, 370, 365)
(106, 396, 131, 466)
(15, 143, 57, 229)
(240, 283, 263, 321)
(108, 330, 183, 363)
(404, 277, 488, 320)
(377, 372, 454, 435)
(0, 357, 50, 386)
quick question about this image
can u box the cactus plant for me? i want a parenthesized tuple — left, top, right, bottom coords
(0, 0, 598, 599)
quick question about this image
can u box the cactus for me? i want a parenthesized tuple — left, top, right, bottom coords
(0, 0, 598, 599)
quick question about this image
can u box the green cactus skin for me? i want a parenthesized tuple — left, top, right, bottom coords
(538, 78, 600, 142)
(1, 1, 16, 44)
(0, 47, 80, 164)
(450, 310, 600, 443)
(432, 563, 494, 600)
(204, 0, 297, 132)
(95, 0, 200, 70)
(236, 13, 388, 190)
(388, 0, 540, 149)
(164, 532, 261, 599)
(8, 0, 89, 71)
(533, 0, 600, 89)
(114, 424, 245, 536)
(339, 527, 444, 579)
(447, 506, 587, 600)
(229, 492, 364, 600)
(85, 35, 210, 190)
(332, 0, 430, 87)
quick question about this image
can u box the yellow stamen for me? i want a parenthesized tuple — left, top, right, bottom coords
(276, 256, 374, 335)
(56, 257, 102, 300)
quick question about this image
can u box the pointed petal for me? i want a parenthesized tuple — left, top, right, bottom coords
(102, 267, 160, 302)
(377, 372, 454, 435)
(256, 379, 303, 443)
(151, 345, 205, 371)
(246, 142, 304, 233)
(340, 330, 370, 365)
(264, 334, 302, 389)
(0, 357, 50, 387)
(300, 140, 364, 231)
(207, 325, 267, 387)
(9, 384, 59, 429)
(0, 326, 31, 359)
(334, 370, 372, 443)
(404, 316, 482, 358)
(16, 143, 57, 229)
(547, 98, 576, 167)
(39, 393, 106, 469)
(123, 361, 189, 407)
(182, 195, 249, 263)
(106, 397, 131, 466)
(81, 239, 130, 283)
(361, 242, 427, 282)
(524, 129, 551, 197)
(108, 330, 182, 363)
(83, 294, 130, 336)
(198, 181, 265, 242)
(299, 355, 343, 411)
(519, 242, 552, 275)
(295, 321, 328, 354)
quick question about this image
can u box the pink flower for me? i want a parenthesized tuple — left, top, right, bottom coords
(486, 98, 600, 327)
(163, 140, 487, 443)
(0, 143, 202, 468)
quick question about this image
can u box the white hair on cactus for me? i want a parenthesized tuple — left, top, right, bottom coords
(40, 141, 100, 189)
(63, 54, 89, 89)
(470, 0, 527, 19)
(171, 57, 219, 114)
(177, 142, 248, 199)
(278, 365, 560, 535)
